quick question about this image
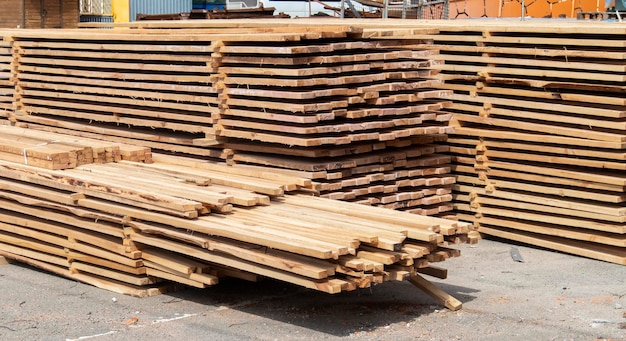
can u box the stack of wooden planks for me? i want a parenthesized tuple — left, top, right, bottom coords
(0, 145, 472, 308)
(0, 36, 11, 121)
(1, 24, 457, 217)
(403, 21, 626, 264)
(0, 125, 151, 168)
(6, 29, 220, 157)
(3, 19, 626, 265)
(213, 27, 455, 215)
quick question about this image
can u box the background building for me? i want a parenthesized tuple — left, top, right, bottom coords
(0, 0, 80, 28)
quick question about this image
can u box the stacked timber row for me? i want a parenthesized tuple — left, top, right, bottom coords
(214, 27, 456, 215)
(6, 29, 221, 157)
(0, 125, 151, 168)
(2, 25, 457, 217)
(410, 21, 626, 264)
(0, 35, 11, 120)
(0, 127, 471, 306)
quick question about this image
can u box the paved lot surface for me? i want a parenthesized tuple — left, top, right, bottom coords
(0, 238, 624, 341)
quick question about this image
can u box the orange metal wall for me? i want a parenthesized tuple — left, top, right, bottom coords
(449, 0, 608, 18)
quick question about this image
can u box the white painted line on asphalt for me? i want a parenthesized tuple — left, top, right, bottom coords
(66, 313, 198, 340)
(152, 313, 197, 324)
(66, 330, 118, 341)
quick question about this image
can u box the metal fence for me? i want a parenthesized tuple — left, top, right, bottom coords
(80, 0, 113, 15)
(415, 0, 449, 19)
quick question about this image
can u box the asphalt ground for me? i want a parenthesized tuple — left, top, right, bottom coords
(0, 238, 624, 341)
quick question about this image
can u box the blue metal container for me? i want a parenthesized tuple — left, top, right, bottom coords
(130, 0, 192, 21)
(193, 0, 226, 9)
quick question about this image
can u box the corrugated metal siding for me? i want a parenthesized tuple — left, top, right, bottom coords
(129, 0, 191, 21)
(80, 15, 114, 22)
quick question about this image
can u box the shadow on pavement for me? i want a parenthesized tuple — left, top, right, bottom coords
(165, 277, 480, 337)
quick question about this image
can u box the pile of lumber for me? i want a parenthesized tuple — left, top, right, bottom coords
(0, 125, 151, 168)
(0, 135, 472, 308)
(408, 21, 626, 264)
(1, 24, 457, 217)
(0, 36, 11, 120)
(3, 19, 625, 265)
(213, 28, 455, 215)
(7, 29, 220, 157)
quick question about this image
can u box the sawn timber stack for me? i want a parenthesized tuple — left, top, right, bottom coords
(1, 25, 456, 218)
(416, 21, 626, 265)
(0, 36, 11, 120)
(212, 28, 455, 216)
(91, 18, 626, 265)
(0, 136, 469, 309)
(3, 19, 625, 265)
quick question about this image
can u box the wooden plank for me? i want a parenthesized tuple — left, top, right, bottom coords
(70, 261, 155, 286)
(11, 31, 306, 42)
(219, 50, 421, 66)
(17, 65, 211, 83)
(20, 87, 219, 113)
(447, 136, 626, 162)
(416, 265, 448, 279)
(149, 154, 310, 189)
(0, 221, 139, 266)
(0, 194, 124, 237)
(143, 263, 207, 289)
(0, 161, 204, 214)
(18, 48, 214, 63)
(0, 255, 12, 265)
(15, 121, 223, 158)
(222, 73, 387, 87)
(451, 126, 626, 150)
(19, 56, 214, 74)
(476, 225, 626, 266)
(474, 159, 626, 187)
(455, 113, 626, 145)
(455, 174, 626, 203)
(285, 195, 448, 242)
(250, 203, 407, 243)
(224, 87, 351, 101)
(452, 146, 626, 172)
(72, 164, 235, 210)
(455, 210, 626, 246)
(0, 248, 167, 297)
(409, 274, 462, 311)
(223, 97, 347, 113)
(0, 239, 71, 269)
(20, 102, 214, 132)
(17, 73, 218, 95)
(451, 101, 626, 129)
(129, 232, 345, 294)
(453, 184, 626, 220)
(436, 54, 626, 73)
(426, 33, 626, 48)
(453, 164, 625, 192)
(472, 85, 626, 108)
(13, 40, 215, 52)
(218, 117, 427, 136)
(425, 43, 626, 60)
(219, 64, 373, 77)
